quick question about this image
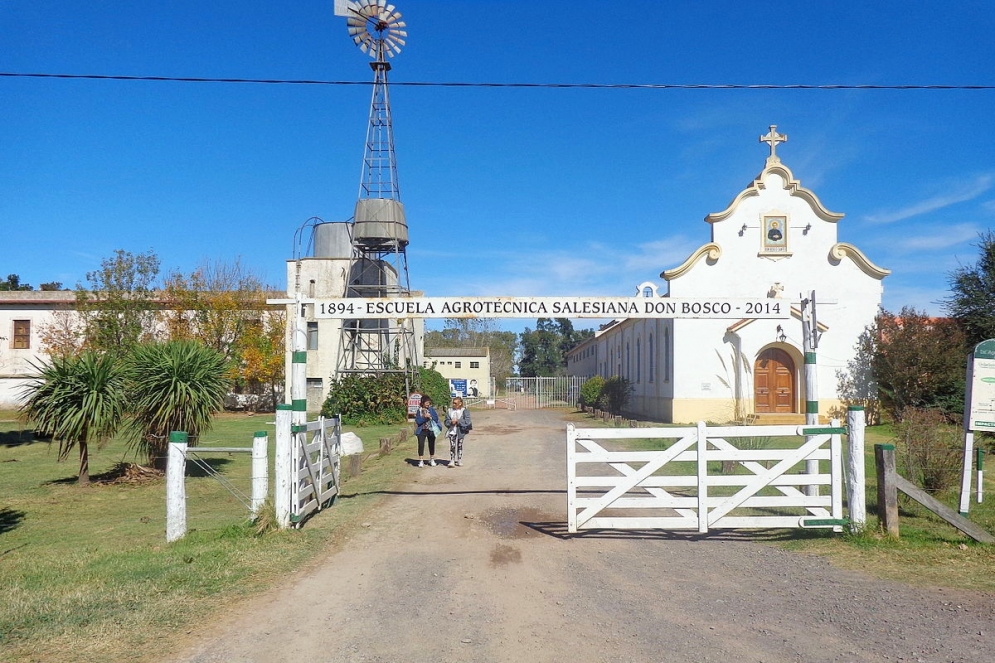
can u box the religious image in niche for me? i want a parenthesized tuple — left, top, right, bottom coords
(763, 215, 788, 252)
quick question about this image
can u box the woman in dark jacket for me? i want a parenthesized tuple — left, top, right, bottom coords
(413, 395, 441, 467)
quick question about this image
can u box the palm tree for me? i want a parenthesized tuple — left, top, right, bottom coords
(19, 352, 128, 484)
(125, 340, 231, 470)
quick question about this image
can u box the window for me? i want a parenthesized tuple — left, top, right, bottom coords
(470, 361, 479, 369)
(649, 334, 655, 383)
(13, 320, 30, 349)
(307, 322, 318, 350)
(454, 361, 461, 368)
(636, 337, 641, 383)
(664, 328, 671, 382)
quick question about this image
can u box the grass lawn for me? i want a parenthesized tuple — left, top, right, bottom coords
(3, 408, 994, 661)
(0, 409, 412, 663)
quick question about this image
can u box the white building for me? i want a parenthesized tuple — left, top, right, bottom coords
(423, 347, 492, 398)
(0, 291, 76, 407)
(567, 127, 889, 424)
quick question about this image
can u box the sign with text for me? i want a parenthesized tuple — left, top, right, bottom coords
(312, 296, 790, 319)
(967, 339, 995, 431)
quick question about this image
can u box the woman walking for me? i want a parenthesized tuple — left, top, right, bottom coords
(444, 396, 472, 467)
(413, 395, 440, 467)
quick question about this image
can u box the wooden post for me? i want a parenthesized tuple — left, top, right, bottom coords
(251, 431, 268, 516)
(275, 404, 292, 528)
(166, 431, 188, 543)
(846, 407, 867, 531)
(349, 455, 362, 478)
(874, 444, 899, 537)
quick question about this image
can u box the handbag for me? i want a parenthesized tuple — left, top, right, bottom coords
(429, 420, 442, 436)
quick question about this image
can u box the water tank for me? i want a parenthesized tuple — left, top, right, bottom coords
(313, 222, 353, 259)
(353, 198, 408, 248)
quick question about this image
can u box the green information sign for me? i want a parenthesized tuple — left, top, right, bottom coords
(967, 340, 995, 431)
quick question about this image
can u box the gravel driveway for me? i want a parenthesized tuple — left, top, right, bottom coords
(175, 408, 993, 663)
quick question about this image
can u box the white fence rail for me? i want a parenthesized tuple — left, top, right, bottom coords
(567, 421, 844, 534)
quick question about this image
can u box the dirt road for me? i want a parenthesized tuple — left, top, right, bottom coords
(175, 409, 993, 663)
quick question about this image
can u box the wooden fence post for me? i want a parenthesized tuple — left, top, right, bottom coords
(251, 431, 268, 516)
(275, 404, 292, 529)
(846, 407, 866, 531)
(875, 443, 899, 537)
(166, 431, 188, 542)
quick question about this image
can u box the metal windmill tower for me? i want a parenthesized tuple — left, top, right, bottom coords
(334, 0, 419, 380)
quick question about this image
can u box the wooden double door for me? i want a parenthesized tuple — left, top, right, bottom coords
(754, 348, 795, 413)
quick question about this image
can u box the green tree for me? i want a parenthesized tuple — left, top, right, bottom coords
(163, 258, 270, 364)
(238, 310, 286, 410)
(125, 340, 231, 470)
(424, 318, 517, 382)
(18, 352, 128, 484)
(944, 230, 995, 347)
(0, 274, 32, 291)
(76, 249, 162, 355)
(518, 318, 594, 377)
(872, 307, 967, 422)
(834, 326, 883, 425)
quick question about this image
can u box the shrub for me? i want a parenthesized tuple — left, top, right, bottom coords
(895, 406, 964, 493)
(321, 372, 407, 426)
(415, 366, 451, 411)
(320, 366, 452, 426)
(579, 375, 605, 409)
(600, 375, 633, 415)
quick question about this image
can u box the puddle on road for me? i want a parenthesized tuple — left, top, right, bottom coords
(479, 506, 557, 539)
(490, 543, 522, 566)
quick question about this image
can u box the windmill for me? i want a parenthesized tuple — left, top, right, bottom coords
(333, 1, 419, 383)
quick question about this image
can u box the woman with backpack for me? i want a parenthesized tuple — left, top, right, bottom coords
(444, 396, 472, 467)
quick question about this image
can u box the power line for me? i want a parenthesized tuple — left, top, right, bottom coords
(1, 71, 992, 90)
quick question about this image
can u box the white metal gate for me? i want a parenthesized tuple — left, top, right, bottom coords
(567, 421, 844, 533)
(291, 416, 341, 525)
(504, 376, 585, 409)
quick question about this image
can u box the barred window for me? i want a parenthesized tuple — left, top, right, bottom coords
(13, 320, 30, 349)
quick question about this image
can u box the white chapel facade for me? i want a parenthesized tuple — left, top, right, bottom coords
(567, 126, 889, 423)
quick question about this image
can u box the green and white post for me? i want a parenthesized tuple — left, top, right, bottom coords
(802, 291, 820, 496)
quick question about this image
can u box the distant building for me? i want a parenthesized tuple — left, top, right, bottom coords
(0, 291, 76, 407)
(567, 128, 889, 423)
(423, 347, 492, 398)
(0, 290, 285, 410)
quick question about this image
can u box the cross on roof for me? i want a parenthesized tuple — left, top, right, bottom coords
(759, 125, 787, 158)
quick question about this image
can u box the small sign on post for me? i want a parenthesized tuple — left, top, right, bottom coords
(960, 339, 995, 514)
(407, 392, 421, 421)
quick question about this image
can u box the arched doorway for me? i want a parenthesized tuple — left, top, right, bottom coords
(754, 348, 795, 413)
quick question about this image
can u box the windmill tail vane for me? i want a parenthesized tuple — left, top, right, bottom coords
(334, 0, 407, 59)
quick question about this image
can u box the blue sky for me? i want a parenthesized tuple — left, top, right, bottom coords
(2, 1, 993, 336)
